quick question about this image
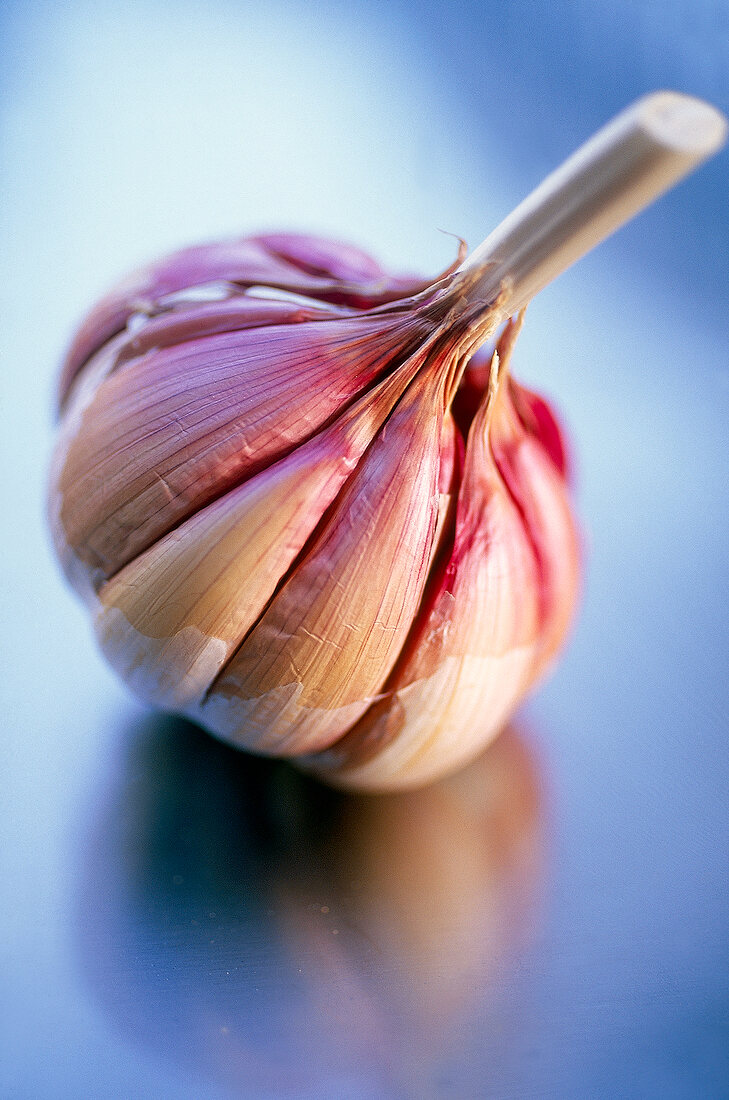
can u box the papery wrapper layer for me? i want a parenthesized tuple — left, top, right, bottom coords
(304, 319, 579, 791)
(51, 308, 436, 595)
(93, 337, 441, 709)
(195, 321, 485, 756)
(59, 232, 464, 407)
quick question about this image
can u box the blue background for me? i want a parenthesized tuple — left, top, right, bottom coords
(1, 1, 728, 1097)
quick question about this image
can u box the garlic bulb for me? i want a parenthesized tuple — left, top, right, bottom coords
(49, 93, 726, 790)
(51, 232, 574, 789)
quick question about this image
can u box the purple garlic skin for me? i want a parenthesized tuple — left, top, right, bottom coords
(50, 232, 579, 792)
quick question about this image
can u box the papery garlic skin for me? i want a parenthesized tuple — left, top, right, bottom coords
(57, 233, 443, 407)
(93, 336, 435, 710)
(53, 308, 434, 596)
(197, 359, 453, 755)
(306, 320, 580, 792)
(49, 232, 579, 792)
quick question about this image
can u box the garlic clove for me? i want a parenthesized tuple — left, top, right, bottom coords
(305, 325, 549, 791)
(248, 232, 456, 298)
(103, 293, 353, 376)
(487, 318, 581, 678)
(433, 410, 463, 559)
(93, 348, 428, 711)
(509, 378, 570, 480)
(59, 233, 462, 408)
(51, 308, 435, 596)
(197, 329, 475, 757)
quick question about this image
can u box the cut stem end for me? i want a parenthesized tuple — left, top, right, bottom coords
(455, 91, 727, 320)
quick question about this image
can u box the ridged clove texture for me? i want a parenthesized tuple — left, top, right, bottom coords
(49, 231, 580, 791)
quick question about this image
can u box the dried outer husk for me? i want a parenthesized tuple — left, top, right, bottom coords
(50, 237, 465, 600)
(304, 317, 580, 791)
(93, 323, 455, 711)
(194, 313, 494, 757)
(58, 232, 464, 408)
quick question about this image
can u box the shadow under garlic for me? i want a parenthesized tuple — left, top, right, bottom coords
(74, 715, 545, 1098)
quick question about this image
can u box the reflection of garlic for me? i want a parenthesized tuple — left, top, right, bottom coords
(49, 93, 726, 790)
(76, 717, 542, 1093)
(320, 723, 543, 1016)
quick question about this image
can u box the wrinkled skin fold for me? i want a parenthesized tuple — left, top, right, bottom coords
(49, 232, 580, 791)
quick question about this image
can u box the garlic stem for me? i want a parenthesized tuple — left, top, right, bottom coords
(457, 91, 727, 317)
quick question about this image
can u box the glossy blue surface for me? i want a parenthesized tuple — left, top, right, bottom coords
(2, 2, 728, 1097)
